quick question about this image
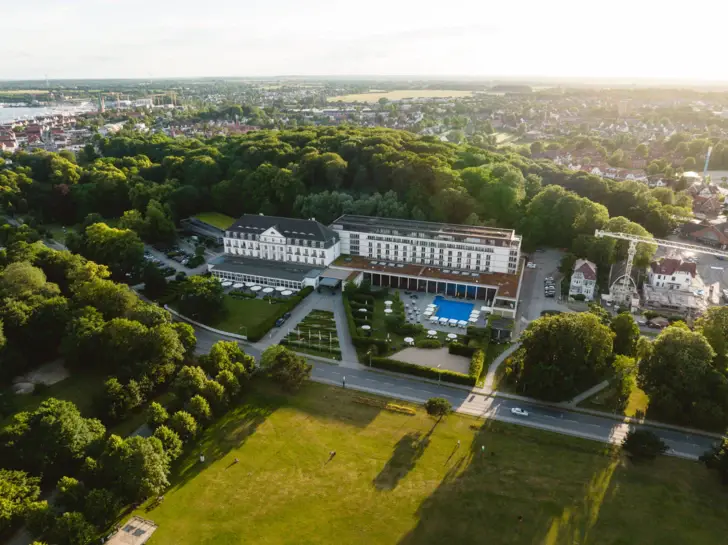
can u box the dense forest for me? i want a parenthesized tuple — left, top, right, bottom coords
(1, 126, 689, 238)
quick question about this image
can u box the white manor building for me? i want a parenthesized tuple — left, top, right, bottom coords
(208, 214, 340, 290)
(208, 213, 525, 317)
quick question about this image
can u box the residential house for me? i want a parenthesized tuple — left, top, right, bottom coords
(692, 195, 723, 218)
(569, 259, 597, 301)
(681, 222, 728, 249)
(642, 256, 714, 316)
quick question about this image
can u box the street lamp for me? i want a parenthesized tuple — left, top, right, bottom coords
(367, 348, 373, 367)
(437, 364, 441, 384)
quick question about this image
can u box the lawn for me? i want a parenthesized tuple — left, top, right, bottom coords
(194, 212, 235, 230)
(578, 381, 651, 418)
(328, 90, 473, 103)
(211, 296, 284, 337)
(138, 381, 728, 545)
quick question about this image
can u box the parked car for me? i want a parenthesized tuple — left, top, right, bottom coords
(274, 318, 285, 327)
(282, 312, 292, 320)
(526, 262, 537, 269)
(510, 407, 529, 417)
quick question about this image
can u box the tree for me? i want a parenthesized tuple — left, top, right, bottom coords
(635, 143, 649, 158)
(97, 435, 170, 502)
(216, 370, 241, 400)
(177, 276, 224, 321)
(610, 312, 640, 357)
(70, 223, 144, 280)
(696, 306, 728, 370)
(56, 476, 85, 511)
(172, 322, 196, 354)
(187, 394, 212, 423)
(147, 402, 169, 429)
(0, 469, 42, 533)
(0, 399, 105, 477)
(424, 397, 452, 419)
(638, 326, 728, 429)
(72, 278, 138, 320)
(143, 199, 177, 246)
(701, 438, 728, 484)
(102, 377, 142, 421)
(48, 511, 95, 545)
(622, 429, 668, 461)
(260, 345, 312, 392)
(508, 313, 614, 401)
(199, 340, 255, 377)
(169, 411, 197, 441)
(83, 488, 121, 528)
(174, 365, 207, 400)
(142, 263, 168, 299)
(152, 425, 183, 461)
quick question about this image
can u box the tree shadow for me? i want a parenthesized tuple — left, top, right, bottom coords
(396, 419, 621, 545)
(373, 429, 432, 490)
(167, 400, 278, 491)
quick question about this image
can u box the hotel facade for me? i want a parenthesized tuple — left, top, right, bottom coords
(208, 214, 524, 317)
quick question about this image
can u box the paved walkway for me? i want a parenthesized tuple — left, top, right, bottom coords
(254, 291, 359, 364)
(569, 380, 611, 406)
(390, 346, 470, 374)
(483, 342, 520, 390)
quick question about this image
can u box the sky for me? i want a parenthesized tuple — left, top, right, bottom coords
(3, 0, 727, 82)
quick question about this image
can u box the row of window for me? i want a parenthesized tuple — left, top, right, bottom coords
(225, 232, 328, 248)
(225, 241, 327, 258)
(359, 233, 514, 249)
(226, 248, 326, 266)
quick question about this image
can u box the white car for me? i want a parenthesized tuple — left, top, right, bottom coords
(511, 407, 529, 417)
(526, 262, 537, 269)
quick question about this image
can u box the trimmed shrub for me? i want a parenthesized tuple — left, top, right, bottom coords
(369, 357, 475, 386)
(469, 349, 485, 379)
(449, 342, 477, 358)
(415, 339, 442, 349)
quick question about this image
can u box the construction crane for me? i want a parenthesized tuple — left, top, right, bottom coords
(703, 145, 714, 184)
(594, 229, 728, 304)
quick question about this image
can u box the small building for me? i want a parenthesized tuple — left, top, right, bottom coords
(569, 259, 597, 301)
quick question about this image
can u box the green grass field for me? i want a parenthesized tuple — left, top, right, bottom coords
(578, 382, 650, 418)
(194, 212, 235, 230)
(138, 381, 728, 545)
(212, 297, 283, 337)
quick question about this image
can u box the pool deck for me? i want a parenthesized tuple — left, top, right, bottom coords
(397, 289, 489, 333)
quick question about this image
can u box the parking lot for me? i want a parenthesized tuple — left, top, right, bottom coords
(517, 248, 572, 323)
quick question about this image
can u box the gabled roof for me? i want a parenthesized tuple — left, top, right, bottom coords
(650, 258, 697, 277)
(228, 214, 339, 244)
(573, 259, 597, 280)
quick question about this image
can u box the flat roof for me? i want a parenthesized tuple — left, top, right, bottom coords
(209, 256, 322, 281)
(330, 214, 520, 245)
(330, 255, 521, 298)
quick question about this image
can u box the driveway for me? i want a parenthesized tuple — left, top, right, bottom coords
(144, 245, 209, 276)
(518, 248, 572, 322)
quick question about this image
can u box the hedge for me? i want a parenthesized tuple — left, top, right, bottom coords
(229, 291, 257, 299)
(279, 338, 342, 358)
(246, 286, 314, 341)
(469, 349, 485, 379)
(369, 357, 475, 386)
(449, 342, 477, 358)
(415, 339, 441, 349)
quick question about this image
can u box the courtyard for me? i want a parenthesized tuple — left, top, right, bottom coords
(138, 381, 728, 545)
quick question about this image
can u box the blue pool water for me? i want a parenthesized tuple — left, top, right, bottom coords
(432, 296, 474, 322)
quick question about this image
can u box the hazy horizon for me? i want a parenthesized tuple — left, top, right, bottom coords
(4, 0, 727, 82)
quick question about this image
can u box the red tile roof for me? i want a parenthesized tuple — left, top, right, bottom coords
(574, 260, 597, 280)
(650, 258, 696, 277)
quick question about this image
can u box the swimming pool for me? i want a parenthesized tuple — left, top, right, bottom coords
(432, 295, 474, 322)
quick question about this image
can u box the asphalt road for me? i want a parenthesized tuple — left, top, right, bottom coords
(309, 364, 717, 460)
(188, 325, 718, 461)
